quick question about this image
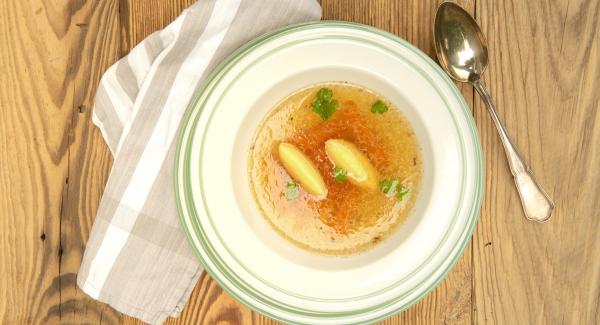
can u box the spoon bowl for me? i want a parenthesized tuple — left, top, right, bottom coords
(434, 2, 488, 82)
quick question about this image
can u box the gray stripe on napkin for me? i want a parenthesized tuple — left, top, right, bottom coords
(77, 217, 109, 282)
(93, 85, 124, 151)
(145, 32, 166, 63)
(115, 60, 139, 101)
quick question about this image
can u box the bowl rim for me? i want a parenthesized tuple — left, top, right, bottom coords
(174, 20, 484, 324)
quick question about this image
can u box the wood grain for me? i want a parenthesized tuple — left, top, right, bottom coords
(472, 0, 600, 324)
(0, 1, 63, 322)
(1, 0, 599, 324)
(58, 1, 125, 324)
(0, 0, 119, 323)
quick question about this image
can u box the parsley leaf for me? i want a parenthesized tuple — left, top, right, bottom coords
(332, 167, 348, 182)
(380, 178, 410, 199)
(380, 179, 399, 197)
(311, 88, 339, 120)
(371, 100, 388, 114)
(396, 184, 410, 199)
(284, 181, 300, 201)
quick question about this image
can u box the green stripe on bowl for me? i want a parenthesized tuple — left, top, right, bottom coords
(174, 21, 484, 324)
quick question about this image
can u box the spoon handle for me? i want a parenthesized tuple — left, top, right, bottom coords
(472, 79, 554, 222)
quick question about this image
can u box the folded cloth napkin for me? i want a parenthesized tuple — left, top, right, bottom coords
(77, 1, 321, 324)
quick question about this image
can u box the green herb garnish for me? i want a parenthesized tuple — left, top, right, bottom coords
(311, 88, 339, 120)
(371, 99, 388, 114)
(380, 178, 410, 199)
(284, 181, 300, 200)
(396, 185, 410, 199)
(332, 167, 348, 182)
(380, 179, 399, 197)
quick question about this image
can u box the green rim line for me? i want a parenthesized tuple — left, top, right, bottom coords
(174, 21, 484, 324)
(176, 22, 480, 318)
(176, 20, 480, 318)
(194, 33, 467, 303)
(192, 25, 467, 305)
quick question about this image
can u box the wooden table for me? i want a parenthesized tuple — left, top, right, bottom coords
(1, 0, 598, 324)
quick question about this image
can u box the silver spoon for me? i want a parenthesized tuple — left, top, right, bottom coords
(433, 2, 554, 222)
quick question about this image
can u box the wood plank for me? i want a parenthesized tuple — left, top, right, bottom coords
(57, 0, 127, 324)
(0, 1, 64, 322)
(0, 1, 115, 324)
(472, 0, 600, 324)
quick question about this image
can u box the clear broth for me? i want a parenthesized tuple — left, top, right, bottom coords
(248, 82, 422, 254)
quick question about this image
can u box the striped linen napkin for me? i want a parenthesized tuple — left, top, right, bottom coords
(77, 1, 321, 324)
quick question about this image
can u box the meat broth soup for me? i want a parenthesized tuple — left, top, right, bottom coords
(248, 82, 422, 254)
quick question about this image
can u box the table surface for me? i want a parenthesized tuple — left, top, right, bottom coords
(1, 0, 599, 324)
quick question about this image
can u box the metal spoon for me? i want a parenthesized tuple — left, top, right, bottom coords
(433, 2, 554, 222)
